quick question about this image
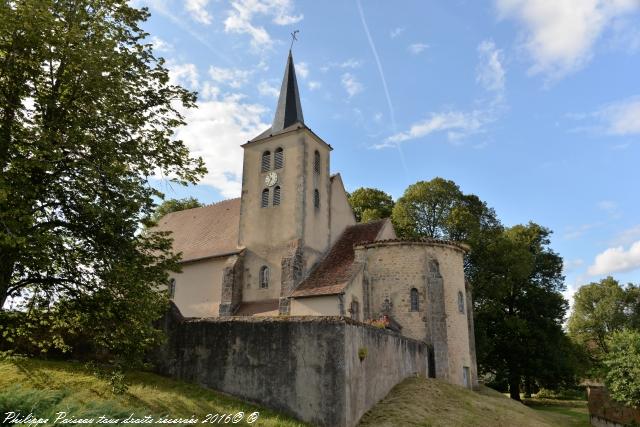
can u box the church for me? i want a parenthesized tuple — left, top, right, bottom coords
(155, 50, 478, 388)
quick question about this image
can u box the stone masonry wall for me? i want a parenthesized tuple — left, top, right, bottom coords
(587, 385, 640, 427)
(152, 304, 427, 427)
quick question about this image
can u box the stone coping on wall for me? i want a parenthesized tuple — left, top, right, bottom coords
(354, 238, 470, 253)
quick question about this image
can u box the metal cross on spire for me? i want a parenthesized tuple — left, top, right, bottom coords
(290, 30, 299, 50)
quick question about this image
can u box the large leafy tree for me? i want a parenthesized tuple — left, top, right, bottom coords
(0, 0, 205, 360)
(348, 187, 394, 223)
(150, 197, 203, 224)
(603, 330, 640, 408)
(472, 223, 568, 400)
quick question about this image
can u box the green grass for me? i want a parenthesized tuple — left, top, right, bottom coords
(524, 398, 590, 427)
(0, 357, 308, 427)
(357, 376, 589, 427)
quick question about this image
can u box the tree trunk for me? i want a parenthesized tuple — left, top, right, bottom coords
(509, 373, 521, 401)
(0, 252, 16, 309)
(524, 376, 533, 398)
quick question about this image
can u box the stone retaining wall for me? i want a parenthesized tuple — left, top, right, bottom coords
(152, 304, 426, 427)
(587, 385, 640, 427)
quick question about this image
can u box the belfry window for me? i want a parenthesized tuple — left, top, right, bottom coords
(273, 186, 281, 206)
(458, 291, 465, 313)
(314, 150, 320, 174)
(261, 151, 271, 172)
(261, 188, 269, 208)
(350, 300, 360, 321)
(410, 288, 419, 312)
(314, 189, 320, 209)
(274, 147, 284, 169)
(259, 266, 270, 289)
(168, 278, 176, 299)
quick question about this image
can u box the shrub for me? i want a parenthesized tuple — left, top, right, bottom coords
(604, 330, 640, 408)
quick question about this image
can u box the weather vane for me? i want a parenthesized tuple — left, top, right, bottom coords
(290, 30, 299, 50)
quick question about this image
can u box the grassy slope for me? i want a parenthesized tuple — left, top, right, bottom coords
(0, 358, 308, 427)
(357, 376, 589, 427)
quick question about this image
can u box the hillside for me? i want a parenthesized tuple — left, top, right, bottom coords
(0, 358, 588, 427)
(0, 357, 307, 426)
(358, 376, 589, 427)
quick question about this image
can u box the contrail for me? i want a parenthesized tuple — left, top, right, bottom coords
(355, 0, 408, 177)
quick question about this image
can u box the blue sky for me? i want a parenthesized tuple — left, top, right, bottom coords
(139, 0, 640, 305)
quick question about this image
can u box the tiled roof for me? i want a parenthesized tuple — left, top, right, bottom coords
(355, 238, 470, 253)
(235, 299, 280, 316)
(291, 220, 387, 298)
(153, 198, 241, 263)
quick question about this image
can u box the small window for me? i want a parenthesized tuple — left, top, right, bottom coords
(274, 147, 284, 169)
(261, 188, 269, 208)
(458, 291, 465, 313)
(410, 288, 419, 312)
(273, 186, 281, 206)
(259, 266, 270, 289)
(429, 260, 440, 274)
(350, 300, 360, 321)
(314, 150, 320, 174)
(314, 189, 320, 209)
(168, 278, 176, 299)
(261, 151, 271, 172)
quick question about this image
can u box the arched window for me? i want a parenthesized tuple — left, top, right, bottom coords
(273, 186, 281, 206)
(274, 147, 284, 169)
(314, 189, 320, 209)
(168, 278, 176, 299)
(429, 259, 440, 274)
(259, 266, 270, 288)
(261, 151, 271, 172)
(314, 150, 320, 174)
(458, 291, 465, 313)
(261, 188, 269, 208)
(410, 288, 419, 312)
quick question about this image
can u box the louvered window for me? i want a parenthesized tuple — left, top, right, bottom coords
(168, 278, 176, 299)
(261, 188, 269, 208)
(259, 266, 270, 288)
(410, 288, 419, 312)
(314, 189, 320, 209)
(274, 147, 284, 169)
(261, 151, 271, 172)
(314, 150, 320, 174)
(273, 186, 281, 206)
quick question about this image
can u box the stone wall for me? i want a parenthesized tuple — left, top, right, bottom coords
(587, 385, 640, 427)
(152, 305, 426, 427)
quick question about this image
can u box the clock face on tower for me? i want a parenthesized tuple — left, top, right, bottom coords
(264, 171, 278, 187)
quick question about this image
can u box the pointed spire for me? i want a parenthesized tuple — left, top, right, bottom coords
(272, 50, 304, 132)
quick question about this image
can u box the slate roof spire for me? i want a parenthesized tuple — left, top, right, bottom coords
(272, 50, 304, 132)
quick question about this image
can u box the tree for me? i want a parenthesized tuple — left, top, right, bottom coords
(472, 223, 569, 401)
(604, 330, 640, 408)
(348, 188, 394, 223)
(0, 0, 205, 361)
(150, 197, 203, 224)
(568, 277, 631, 358)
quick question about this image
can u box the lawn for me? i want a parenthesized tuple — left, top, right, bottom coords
(524, 398, 590, 427)
(0, 357, 308, 427)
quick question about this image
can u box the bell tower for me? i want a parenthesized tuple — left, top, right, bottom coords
(237, 50, 333, 313)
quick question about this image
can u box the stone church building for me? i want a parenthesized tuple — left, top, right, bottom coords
(156, 51, 478, 388)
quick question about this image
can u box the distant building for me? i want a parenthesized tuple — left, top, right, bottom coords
(155, 50, 477, 388)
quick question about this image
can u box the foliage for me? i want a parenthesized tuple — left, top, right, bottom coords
(472, 223, 571, 400)
(603, 330, 640, 408)
(0, 0, 205, 362)
(348, 187, 394, 223)
(149, 197, 203, 224)
(358, 347, 368, 361)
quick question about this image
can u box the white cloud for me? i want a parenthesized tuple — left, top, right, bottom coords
(598, 200, 622, 219)
(599, 97, 640, 135)
(379, 110, 491, 147)
(296, 62, 309, 79)
(168, 62, 200, 89)
(224, 0, 303, 49)
(588, 240, 640, 275)
(307, 81, 322, 91)
(185, 0, 212, 24)
(390, 27, 405, 38)
(496, 0, 640, 79)
(563, 222, 602, 240)
(172, 94, 268, 198)
(564, 258, 585, 273)
(476, 40, 506, 94)
(611, 225, 640, 246)
(408, 43, 429, 54)
(341, 73, 363, 98)
(258, 81, 279, 98)
(320, 58, 362, 72)
(208, 66, 251, 88)
(150, 36, 173, 52)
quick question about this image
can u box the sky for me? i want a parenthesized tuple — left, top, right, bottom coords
(137, 0, 640, 307)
